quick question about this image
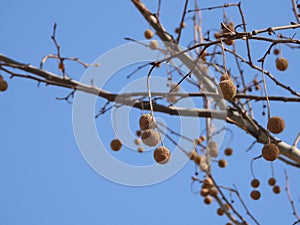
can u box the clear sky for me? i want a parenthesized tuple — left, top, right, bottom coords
(1, 0, 300, 225)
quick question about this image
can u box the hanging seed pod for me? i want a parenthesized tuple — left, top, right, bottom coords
(0, 80, 8, 92)
(149, 40, 159, 50)
(267, 116, 285, 134)
(153, 146, 171, 164)
(224, 147, 233, 156)
(262, 143, 280, 161)
(268, 177, 276, 186)
(144, 29, 154, 39)
(219, 80, 237, 100)
(275, 57, 288, 71)
(218, 159, 227, 168)
(139, 114, 156, 131)
(250, 190, 261, 200)
(251, 179, 260, 188)
(110, 139, 122, 151)
(141, 129, 160, 147)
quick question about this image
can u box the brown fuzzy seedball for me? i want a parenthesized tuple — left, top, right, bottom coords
(203, 177, 214, 187)
(134, 138, 141, 145)
(137, 147, 144, 153)
(217, 208, 224, 216)
(218, 159, 227, 168)
(181, 22, 186, 28)
(141, 129, 160, 147)
(0, 80, 8, 92)
(214, 32, 221, 39)
(110, 139, 122, 151)
(200, 188, 209, 197)
(273, 185, 281, 194)
(170, 83, 180, 92)
(251, 179, 260, 188)
(204, 196, 213, 205)
(144, 29, 154, 39)
(208, 142, 218, 158)
(153, 146, 170, 164)
(166, 94, 177, 104)
(250, 190, 261, 200)
(136, 130, 142, 137)
(139, 114, 156, 131)
(273, 48, 280, 55)
(275, 57, 288, 71)
(268, 177, 276, 186)
(224, 147, 233, 156)
(262, 143, 280, 161)
(267, 116, 285, 134)
(219, 80, 237, 100)
(188, 151, 202, 165)
(224, 39, 234, 46)
(149, 40, 159, 50)
(209, 187, 218, 197)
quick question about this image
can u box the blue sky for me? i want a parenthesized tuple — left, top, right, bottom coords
(1, 0, 300, 225)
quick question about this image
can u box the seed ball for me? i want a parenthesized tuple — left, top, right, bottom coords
(251, 179, 260, 188)
(275, 57, 288, 71)
(137, 147, 144, 153)
(273, 185, 281, 194)
(250, 190, 261, 200)
(181, 22, 186, 28)
(136, 130, 142, 137)
(199, 160, 209, 171)
(224, 203, 231, 211)
(267, 116, 285, 134)
(190, 152, 202, 165)
(170, 83, 180, 92)
(209, 146, 219, 158)
(144, 29, 154, 39)
(214, 32, 221, 39)
(110, 139, 122, 151)
(141, 129, 160, 147)
(200, 188, 209, 197)
(217, 208, 224, 216)
(209, 187, 218, 197)
(134, 138, 141, 145)
(203, 177, 213, 187)
(139, 114, 156, 131)
(219, 80, 237, 100)
(204, 196, 213, 205)
(255, 85, 260, 91)
(175, 27, 180, 34)
(218, 159, 227, 168)
(224, 147, 233, 156)
(149, 40, 159, 50)
(153, 146, 170, 164)
(224, 39, 234, 46)
(0, 80, 8, 92)
(262, 143, 280, 161)
(166, 94, 177, 104)
(268, 177, 276, 186)
(273, 48, 280, 55)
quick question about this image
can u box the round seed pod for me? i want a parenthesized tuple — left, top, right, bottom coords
(275, 57, 288, 71)
(273, 48, 280, 55)
(181, 22, 186, 28)
(273, 185, 281, 194)
(199, 160, 209, 171)
(267, 116, 285, 134)
(141, 129, 160, 147)
(189, 151, 202, 165)
(218, 159, 227, 168)
(110, 139, 122, 151)
(251, 179, 260, 188)
(250, 190, 261, 200)
(209, 187, 218, 197)
(166, 94, 177, 104)
(204, 196, 213, 205)
(219, 80, 237, 100)
(0, 80, 8, 92)
(217, 208, 224, 216)
(170, 83, 180, 92)
(139, 114, 156, 131)
(209, 147, 219, 158)
(224, 147, 233, 156)
(149, 40, 159, 50)
(224, 39, 234, 46)
(144, 29, 154, 39)
(203, 177, 213, 187)
(175, 27, 180, 34)
(136, 130, 142, 137)
(200, 188, 209, 197)
(214, 32, 221, 39)
(134, 138, 141, 145)
(262, 143, 280, 161)
(153, 146, 170, 164)
(137, 147, 144, 153)
(268, 177, 276, 186)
